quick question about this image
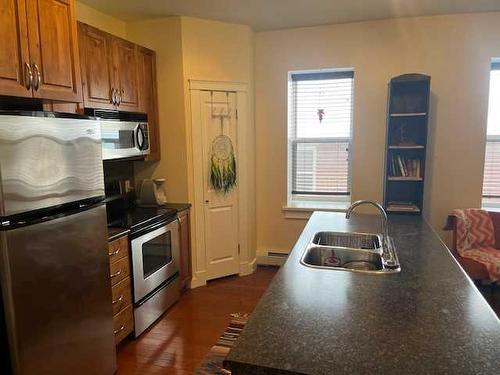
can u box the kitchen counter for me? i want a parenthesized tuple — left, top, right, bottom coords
(159, 203, 191, 212)
(224, 212, 500, 375)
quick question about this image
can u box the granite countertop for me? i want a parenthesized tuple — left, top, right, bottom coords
(224, 212, 500, 375)
(159, 202, 191, 212)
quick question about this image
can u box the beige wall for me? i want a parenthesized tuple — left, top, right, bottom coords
(179, 17, 256, 262)
(126, 17, 190, 203)
(255, 12, 500, 255)
(75, 1, 126, 37)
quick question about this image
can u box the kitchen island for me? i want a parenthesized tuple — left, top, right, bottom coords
(224, 212, 500, 374)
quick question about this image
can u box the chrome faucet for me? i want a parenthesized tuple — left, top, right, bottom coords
(345, 200, 389, 245)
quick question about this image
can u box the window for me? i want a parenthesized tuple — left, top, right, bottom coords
(287, 69, 354, 208)
(482, 62, 500, 208)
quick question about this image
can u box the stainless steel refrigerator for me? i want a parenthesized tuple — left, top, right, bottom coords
(0, 112, 116, 374)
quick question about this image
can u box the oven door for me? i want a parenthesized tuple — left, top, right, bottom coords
(100, 120, 150, 160)
(131, 219, 179, 303)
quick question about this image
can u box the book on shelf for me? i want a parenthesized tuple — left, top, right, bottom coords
(388, 155, 422, 178)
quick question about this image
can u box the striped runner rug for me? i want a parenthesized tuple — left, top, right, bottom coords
(195, 313, 249, 375)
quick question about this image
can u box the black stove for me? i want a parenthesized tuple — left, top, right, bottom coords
(107, 203, 177, 236)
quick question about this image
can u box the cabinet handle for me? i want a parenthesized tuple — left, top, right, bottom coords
(108, 248, 120, 256)
(112, 294, 124, 305)
(110, 269, 122, 278)
(24, 63, 33, 90)
(32, 64, 41, 91)
(111, 88, 118, 105)
(117, 89, 123, 106)
(113, 325, 125, 335)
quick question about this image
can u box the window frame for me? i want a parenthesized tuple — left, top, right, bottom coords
(286, 68, 354, 209)
(482, 60, 500, 210)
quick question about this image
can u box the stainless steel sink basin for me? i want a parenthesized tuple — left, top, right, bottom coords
(312, 231, 382, 250)
(302, 246, 383, 271)
(301, 232, 400, 274)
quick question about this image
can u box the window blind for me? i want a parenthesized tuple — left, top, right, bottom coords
(289, 71, 353, 196)
(483, 64, 500, 199)
(483, 138, 500, 198)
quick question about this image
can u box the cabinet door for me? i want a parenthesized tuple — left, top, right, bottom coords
(138, 47, 161, 161)
(0, 0, 32, 97)
(26, 0, 82, 101)
(178, 210, 191, 292)
(78, 22, 115, 109)
(112, 37, 139, 111)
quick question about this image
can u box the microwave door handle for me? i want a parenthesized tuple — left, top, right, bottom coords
(136, 125, 145, 151)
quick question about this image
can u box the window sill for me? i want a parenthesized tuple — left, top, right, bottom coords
(283, 200, 351, 219)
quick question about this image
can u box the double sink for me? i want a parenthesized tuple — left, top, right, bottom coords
(300, 201, 401, 274)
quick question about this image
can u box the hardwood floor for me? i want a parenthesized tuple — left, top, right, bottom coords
(116, 266, 279, 374)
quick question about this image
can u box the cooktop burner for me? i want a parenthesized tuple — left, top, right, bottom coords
(107, 205, 177, 234)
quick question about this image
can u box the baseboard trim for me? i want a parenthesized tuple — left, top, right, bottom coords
(190, 271, 207, 289)
(239, 257, 257, 276)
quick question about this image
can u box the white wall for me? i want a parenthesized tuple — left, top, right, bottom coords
(255, 12, 500, 255)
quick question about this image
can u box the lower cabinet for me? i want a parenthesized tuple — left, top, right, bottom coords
(108, 235, 134, 345)
(178, 209, 192, 292)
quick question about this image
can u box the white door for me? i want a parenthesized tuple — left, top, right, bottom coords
(200, 91, 239, 280)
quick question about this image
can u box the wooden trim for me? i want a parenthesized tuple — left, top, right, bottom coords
(189, 79, 248, 92)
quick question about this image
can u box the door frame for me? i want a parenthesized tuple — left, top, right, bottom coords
(189, 80, 255, 288)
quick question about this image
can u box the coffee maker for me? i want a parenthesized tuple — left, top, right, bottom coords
(139, 179, 168, 206)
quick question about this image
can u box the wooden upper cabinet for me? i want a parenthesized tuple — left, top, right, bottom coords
(76, 23, 161, 160)
(0, 0, 31, 97)
(0, 0, 82, 101)
(26, 0, 82, 101)
(78, 22, 115, 109)
(137, 47, 160, 161)
(77, 22, 140, 111)
(111, 38, 139, 111)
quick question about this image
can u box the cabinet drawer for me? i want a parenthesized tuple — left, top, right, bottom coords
(111, 278, 132, 316)
(109, 256, 130, 286)
(108, 236, 128, 263)
(113, 305, 133, 345)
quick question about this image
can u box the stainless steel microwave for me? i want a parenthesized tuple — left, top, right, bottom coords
(85, 109, 150, 160)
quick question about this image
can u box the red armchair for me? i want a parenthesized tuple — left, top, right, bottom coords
(444, 211, 500, 282)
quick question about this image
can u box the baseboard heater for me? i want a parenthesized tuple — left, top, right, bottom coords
(257, 251, 289, 266)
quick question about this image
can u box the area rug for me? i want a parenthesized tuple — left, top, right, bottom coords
(195, 313, 249, 375)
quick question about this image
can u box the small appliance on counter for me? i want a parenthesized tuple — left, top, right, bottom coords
(139, 178, 168, 206)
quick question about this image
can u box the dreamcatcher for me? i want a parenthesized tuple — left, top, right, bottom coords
(209, 92, 237, 194)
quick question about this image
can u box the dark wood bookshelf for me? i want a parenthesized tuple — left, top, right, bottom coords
(383, 74, 431, 215)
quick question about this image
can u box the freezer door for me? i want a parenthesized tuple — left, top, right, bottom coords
(0, 204, 116, 375)
(0, 114, 104, 217)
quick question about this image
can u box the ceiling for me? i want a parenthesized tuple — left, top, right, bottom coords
(79, 0, 500, 31)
